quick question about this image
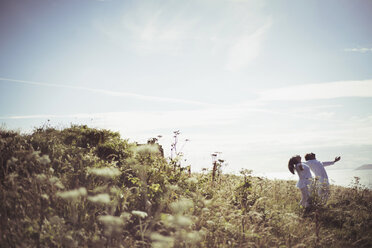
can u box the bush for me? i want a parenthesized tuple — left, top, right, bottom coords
(1, 125, 371, 247)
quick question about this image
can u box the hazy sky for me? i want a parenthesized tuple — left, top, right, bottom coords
(1, 0, 372, 173)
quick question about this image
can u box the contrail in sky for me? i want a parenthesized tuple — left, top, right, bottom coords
(0, 77, 215, 107)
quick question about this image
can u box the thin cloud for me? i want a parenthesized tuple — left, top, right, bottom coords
(258, 79, 372, 101)
(225, 21, 271, 72)
(0, 77, 214, 107)
(344, 47, 372, 53)
(122, 6, 197, 55)
(97, 0, 268, 59)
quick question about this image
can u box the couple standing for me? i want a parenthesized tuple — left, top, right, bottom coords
(288, 153, 341, 208)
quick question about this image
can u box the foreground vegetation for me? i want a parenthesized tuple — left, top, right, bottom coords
(1, 125, 371, 247)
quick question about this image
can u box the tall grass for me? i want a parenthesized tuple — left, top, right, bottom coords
(1, 125, 371, 247)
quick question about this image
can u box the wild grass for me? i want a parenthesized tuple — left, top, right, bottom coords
(0, 125, 371, 247)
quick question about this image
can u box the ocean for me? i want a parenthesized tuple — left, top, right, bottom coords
(255, 169, 372, 189)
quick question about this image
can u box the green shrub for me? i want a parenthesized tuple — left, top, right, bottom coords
(1, 125, 371, 247)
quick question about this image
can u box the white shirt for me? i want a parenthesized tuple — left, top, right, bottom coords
(305, 159, 335, 185)
(295, 163, 312, 189)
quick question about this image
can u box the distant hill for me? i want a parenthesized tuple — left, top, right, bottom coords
(355, 164, 372, 170)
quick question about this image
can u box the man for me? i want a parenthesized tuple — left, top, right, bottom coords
(304, 153, 341, 202)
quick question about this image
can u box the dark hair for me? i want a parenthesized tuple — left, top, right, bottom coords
(305, 153, 315, 161)
(288, 156, 298, 174)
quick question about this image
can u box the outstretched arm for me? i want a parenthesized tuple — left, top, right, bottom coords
(323, 156, 341, 166)
(323, 161, 334, 166)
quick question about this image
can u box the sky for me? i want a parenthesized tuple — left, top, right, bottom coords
(1, 0, 372, 174)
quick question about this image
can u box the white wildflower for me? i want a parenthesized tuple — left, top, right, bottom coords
(98, 215, 124, 226)
(175, 216, 192, 227)
(49, 176, 65, 189)
(163, 214, 175, 226)
(38, 155, 51, 165)
(55, 181, 65, 189)
(57, 187, 87, 200)
(186, 231, 201, 244)
(88, 167, 120, 178)
(36, 174, 47, 182)
(131, 210, 148, 219)
(32, 151, 41, 157)
(206, 220, 215, 226)
(151, 233, 174, 248)
(202, 207, 210, 214)
(49, 176, 58, 184)
(41, 194, 49, 200)
(120, 212, 131, 221)
(88, 193, 110, 204)
(151, 232, 174, 242)
(134, 144, 160, 156)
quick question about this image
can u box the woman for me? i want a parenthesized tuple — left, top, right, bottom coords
(288, 155, 313, 208)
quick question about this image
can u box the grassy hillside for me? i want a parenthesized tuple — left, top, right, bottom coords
(1, 125, 371, 247)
